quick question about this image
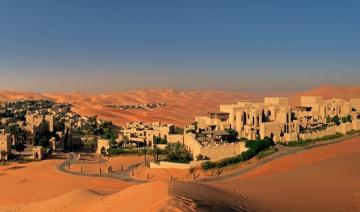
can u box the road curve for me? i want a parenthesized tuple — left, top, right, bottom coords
(56, 152, 147, 183)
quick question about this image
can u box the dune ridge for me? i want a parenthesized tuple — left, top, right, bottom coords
(0, 181, 244, 212)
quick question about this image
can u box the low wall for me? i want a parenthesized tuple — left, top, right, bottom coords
(336, 122, 353, 134)
(200, 142, 248, 161)
(299, 126, 336, 141)
(352, 120, 360, 131)
(167, 134, 184, 144)
(150, 161, 203, 169)
(283, 133, 298, 142)
(184, 133, 202, 157)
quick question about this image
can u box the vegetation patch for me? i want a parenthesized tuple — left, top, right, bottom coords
(164, 142, 193, 164)
(107, 148, 142, 155)
(256, 147, 278, 159)
(279, 132, 344, 147)
(202, 138, 274, 170)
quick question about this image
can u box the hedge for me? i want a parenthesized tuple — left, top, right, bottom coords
(202, 138, 273, 170)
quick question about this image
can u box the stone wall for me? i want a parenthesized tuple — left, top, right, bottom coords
(200, 142, 248, 161)
(260, 122, 283, 142)
(283, 132, 298, 142)
(0, 132, 11, 159)
(167, 134, 184, 144)
(299, 126, 336, 141)
(335, 122, 353, 134)
(183, 133, 202, 157)
(353, 120, 360, 131)
(150, 161, 202, 169)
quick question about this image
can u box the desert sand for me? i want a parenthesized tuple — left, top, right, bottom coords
(2, 137, 360, 211)
(1, 85, 360, 211)
(212, 136, 360, 211)
(0, 155, 133, 206)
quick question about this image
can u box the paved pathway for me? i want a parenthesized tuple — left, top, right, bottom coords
(56, 133, 360, 184)
(56, 152, 147, 183)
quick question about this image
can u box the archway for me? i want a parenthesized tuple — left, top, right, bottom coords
(35, 152, 39, 159)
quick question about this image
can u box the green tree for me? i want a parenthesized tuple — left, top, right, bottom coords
(36, 121, 51, 146)
(152, 145, 161, 162)
(5, 124, 25, 143)
(326, 116, 331, 123)
(0, 150, 7, 165)
(346, 115, 352, 123)
(174, 127, 184, 134)
(164, 142, 193, 163)
(141, 148, 148, 166)
(15, 142, 26, 157)
(225, 128, 238, 142)
(342, 116, 348, 123)
(333, 115, 341, 126)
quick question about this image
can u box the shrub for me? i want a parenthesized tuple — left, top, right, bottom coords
(202, 161, 216, 170)
(201, 138, 274, 170)
(153, 136, 167, 144)
(164, 142, 193, 164)
(279, 132, 344, 147)
(107, 148, 141, 155)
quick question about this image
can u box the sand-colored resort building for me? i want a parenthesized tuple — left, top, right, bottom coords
(196, 97, 298, 142)
(0, 130, 12, 159)
(120, 121, 183, 147)
(181, 96, 360, 161)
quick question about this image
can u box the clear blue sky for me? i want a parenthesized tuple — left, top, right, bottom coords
(0, 0, 359, 92)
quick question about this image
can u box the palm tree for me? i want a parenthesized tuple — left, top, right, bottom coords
(153, 145, 161, 162)
(15, 142, 26, 159)
(5, 124, 24, 145)
(141, 148, 148, 166)
(0, 150, 7, 165)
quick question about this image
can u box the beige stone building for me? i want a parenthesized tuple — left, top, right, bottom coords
(183, 132, 248, 161)
(25, 113, 55, 145)
(0, 130, 11, 160)
(194, 96, 360, 143)
(216, 97, 298, 142)
(96, 139, 110, 155)
(120, 122, 176, 146)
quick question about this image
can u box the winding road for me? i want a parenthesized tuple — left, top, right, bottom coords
(56, 152, 147, 183)
(56, 132, 360, 184)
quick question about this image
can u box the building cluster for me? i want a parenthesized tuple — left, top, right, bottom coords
(178, 96, 360, 161)
(119, 121, 182, 147)
(195, 97, 360, 142)
(1, 96, 360, 163)
(0, 100, 118, 160)
(107, 102, 167, 110)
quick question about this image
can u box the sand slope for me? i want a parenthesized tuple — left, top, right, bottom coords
(0, 182, 171, 212)
(213, 136, 360, 212)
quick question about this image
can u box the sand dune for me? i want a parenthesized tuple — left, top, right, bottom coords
(0, 180, 247, 212)
(0, 182, 171, 212)
(212, 136, 360, 211)
(1, 189, 103, 212)
(289, 85, 360, 105)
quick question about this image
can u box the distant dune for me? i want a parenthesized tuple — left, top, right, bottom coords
(289, 85, 360, 106)
(0, 85, 359, 126)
